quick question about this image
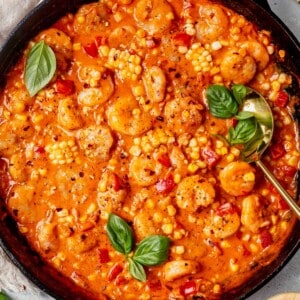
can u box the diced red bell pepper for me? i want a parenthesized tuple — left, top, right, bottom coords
(55, 79, 75, 95)
(201, 147, 220, 169)
(275, 90, 289, 108)
(115, 275, 128, 285)
(83, 42, 98, 57)
(147, 279, 162, 290)
(34, 146, 46, 154)
(260, 230, 273, 249)
(215, 203, 236, 217)
(98, 248, 110, 263)
(173, 32, 192, 47)
(270, 143, 286, 160)
(180, 280, 197, 297)
(95, 36, 107, 47)
(155, 174, 176, 194)
(111, 173, 123, 192)
(278, 196, 290, 210)
(108, 263, 123, 281)
(158, 154, 171, 168)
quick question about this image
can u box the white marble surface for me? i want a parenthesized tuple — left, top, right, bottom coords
(0, 0, 299, 299)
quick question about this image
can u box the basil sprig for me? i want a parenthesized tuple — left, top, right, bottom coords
(25, 40, 56, 97)
(106, 213, 134, 255)
(106, 213, 171, 282)
(206, 84, 268, 156)
(206, 85, 239, 118)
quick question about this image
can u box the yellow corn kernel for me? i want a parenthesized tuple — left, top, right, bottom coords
(73, 43, 81, 51)
(288, 156, 298, 167)
(226, 153, 235, 163)
(15, 114, 27, 121)
(271, 80, 281, 92)
(162, 223, 173, 234)
(87, 203, 97, 214)
(174, 245, 185, 255)
(188, 162, 199, 173)
(98, 180, 107, 192)
(19, 226, 29, 233)
(146, 199, 155, 209)
(243, 172, 255, 182)
(213, 284, 221, 294)
(136, 28, 146, 38)
(249, 243, 259, 253)
(166, 12, 174, 20)
(114, 12, 123, 22)
(174, 173, 181, 184)
(77, 15, 85, 24)
(220, 240, 231, 248)
(281, 221, 288, 231)
(167, 205, 177, 217)
(279, 49, 285, 58)
(229, 259, 239, 272)
(190, 151, 200, 160)
(132, 85, 144, 97)
(88, 273, 97, 281)
(153, 212, 163, 223)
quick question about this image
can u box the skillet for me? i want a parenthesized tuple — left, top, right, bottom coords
(0, 0, 299, 299)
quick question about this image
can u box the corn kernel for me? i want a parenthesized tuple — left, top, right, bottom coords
(213, 284, 221, 294)
(77, 15, 85, 24)
(174, 173, 181, 184)
(153, 212, 163, 223)
(146, 199, 155, 209)
(188, 162, 199, 173)
(162, 223, 173, 234)
(271, 80, 281, 92)
(243, 172, 255, 182)
(174, 245, 185, 254)
(220, 240, 231, 248)
(73, 43, 81, 51)
(167, 205, 177, 217)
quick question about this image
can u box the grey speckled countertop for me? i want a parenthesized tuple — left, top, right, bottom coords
(0, 0, 299, 299)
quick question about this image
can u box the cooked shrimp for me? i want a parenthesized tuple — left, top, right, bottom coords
(219, 161, 256, 196)
(78, 76, 114, 107)
(108, 26, 136, 49)
(77, 125, 114, 162)
(242, 41, 270, 71)
(220, 49, 257, 84)
(142, 66, 166, 103)
(57, 97, 83, 130)
(67, 230, 99, 254)
(37, 28, 72, 71)
(0, 122, 18, 156)
(97, 171, 127, 214)
(196, 4, 229, 44)
(164, 260, 199, 281)
(176, 176, 215, 212)
(8, 153, 27, 182)
(77, 65, 105, 86)
(36, 218, 59, 252)
(164, 97, 203, 134)
(134, 209, 157, 240)
(129, 155, 162, 186)
(134, 0, 174, 36)
(241, 194, 262, 233)
(107, 93, 152, 136)
(204, 210, 241, 239)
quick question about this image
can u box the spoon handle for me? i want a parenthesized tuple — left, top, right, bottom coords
(256, 159, 300, 219)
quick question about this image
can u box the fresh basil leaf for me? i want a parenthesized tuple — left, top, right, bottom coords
(228, 117, 258, 145)
(232, 84, 247, 105)
(235, 111, 255, 120)
(128, 258, 146, 282)
(241, 125, 264, 160)
(206, 85, 239, 118)
(0, 292, 10, 300)
(106, 213, 134, 255)
(133, 235, 170, 266)
(25, 40, 56, 97)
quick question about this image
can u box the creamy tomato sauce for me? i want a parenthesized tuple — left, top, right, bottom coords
(0, 0, 299, 299)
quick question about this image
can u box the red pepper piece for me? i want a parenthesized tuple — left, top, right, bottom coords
(95, 36, 107, 47)
(147, 279, 162, 290)
(201, 147, 220, 169)
(115, 275, 128, 285)
(173, 32, 192, 47)
(155, 174, 176, 194)
(158, 153, 171, 168)
(111, 173, 123, 192)
(83, 42, 98, 57)
(260, 230, 273, 248)
(56, 79, 75, 95)
(108, 263, 123, 281)
(98, 248, 110, 263)
(275, 90, 289, 108)
(34, 146, 46, 154)
(270, 143, 286, 160)
(180, 280, 197, 297)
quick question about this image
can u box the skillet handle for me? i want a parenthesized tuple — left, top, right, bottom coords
(251, 0, 272, 12)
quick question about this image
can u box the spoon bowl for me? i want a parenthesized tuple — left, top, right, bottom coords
(241, 88, 300, 218)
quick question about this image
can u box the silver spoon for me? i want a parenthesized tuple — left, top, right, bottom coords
(241, 88, 300, 219)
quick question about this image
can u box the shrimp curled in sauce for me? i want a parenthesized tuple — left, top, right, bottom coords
(196, 4, 229, 44)
(241, 194, 262, 233)
(107, 93, 152, 136)
(134, 0, 174, 36)
(176, 176, 215, 212)
(134, 209, 158, 240)
(129, 155, 162, 186)
(78, 75, 114, 107)
(220, 49, 257, 84)
(164, 260, 199, 281)
(204, 209, 241, 239)
(142, 66, 166, 103)
(219, 161, 255, 196)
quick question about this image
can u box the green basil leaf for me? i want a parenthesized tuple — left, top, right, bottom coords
(232, 84, 247, 105)
(228, 117, 258, 145)
(0, 292, 10, 300)
(106, 213, 134, 255)
(133, 235, 170, 266)
(235, 111, 255, 120)
(241, 125, 264, 160)
(206, 85, 239, 119)
(128, 258, 146, 282)
(25, 40, 56, 97)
